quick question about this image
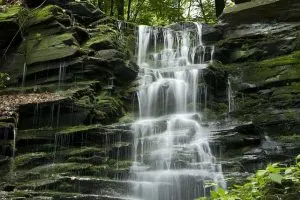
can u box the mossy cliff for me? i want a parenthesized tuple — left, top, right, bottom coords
(0, 1, 137, 199)
(201, 0, 300, 188)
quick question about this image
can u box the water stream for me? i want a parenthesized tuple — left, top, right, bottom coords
(131, 23, 226, 200)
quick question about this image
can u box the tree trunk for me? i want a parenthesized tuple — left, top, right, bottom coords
(215, 0, 225, 17)
(187, 0, 193, 18)
(117, 0, 125, 20)
(127, 0, 132, 20)
(199, 0, 208, 23)
(110, 0, 114, 16)
(132, 0, 146, 22)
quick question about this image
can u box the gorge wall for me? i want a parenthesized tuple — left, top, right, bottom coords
(0, 0, 299, 199)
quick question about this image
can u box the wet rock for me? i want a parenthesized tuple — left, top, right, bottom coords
(0, 123, 14, 140)
(0, 5, 22, 57)
(25, 5, 70, 28)
(65, 1, 104, 24)
(3, 184, 15, 192)
(214, 22, 300, 64)
(85, 56, 138, 82)
(221, 0, 300, 25)
(25, 33, 83, 66)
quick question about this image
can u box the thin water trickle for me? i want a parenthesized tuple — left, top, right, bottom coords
(227, 78, 235, 113)
(58, 62, 66, 87)
(21, 63, 27, 87)
(131, 24, 226, 200)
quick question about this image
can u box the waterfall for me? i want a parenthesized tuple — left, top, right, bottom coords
(131, 24, 226, 200)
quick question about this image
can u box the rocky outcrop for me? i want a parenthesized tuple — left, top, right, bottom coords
(0, 2, 138, 198)
(221, 0, 300, 25)
(204, 0, 300, 187)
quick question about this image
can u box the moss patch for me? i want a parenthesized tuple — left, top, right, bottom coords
(15, 152, 53, 168)
(0, 5, 20, 22)
(26, 5, 66, 27)
(26, 33, 82, 65)
(241, 51, 300, 84)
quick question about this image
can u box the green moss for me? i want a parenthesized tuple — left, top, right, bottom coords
(26, 33, 81, 65)
(76, 95, 92, 106)
(260, 51, 300, 68)
(15, 152, 52, 168)
(118, 113, 135, 123)
(224, 0, 278, 14)
(26, 5, 66, 27)
(84, 24, 119, 50)
(67, 147, 105, 157)
(0, 5, 20, 21)
(269, 83, 300, 108)
(84, 33, 117, 50)
(277, 135, 300, 143)
(28, 162, 93, 175)
(241, 51, 300, 84)
(0, 122, 14, 128)
(57, 124, 101, 135)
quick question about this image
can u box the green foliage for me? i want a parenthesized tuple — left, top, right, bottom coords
(197, 155, 300, 200)
(0, 72, 9, 89)
(96, 0, 217, 25)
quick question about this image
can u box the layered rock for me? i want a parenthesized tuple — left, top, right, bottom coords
(204, 0, 300, 186)
(0, 2, 138, 199)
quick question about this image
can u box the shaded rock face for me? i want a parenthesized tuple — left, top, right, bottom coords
(221, 0, 300, 25)
(0, 2, 138, 199)
(204, 0, 300, 187)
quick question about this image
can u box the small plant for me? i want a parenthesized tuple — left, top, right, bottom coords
(0, 72, 10, 89)
(197, 155, 300, 200)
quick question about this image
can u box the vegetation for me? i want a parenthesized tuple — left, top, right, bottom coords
(198, 155, 300, 200)
(0, 73, 9, 89)
(92, 0, 218, 25)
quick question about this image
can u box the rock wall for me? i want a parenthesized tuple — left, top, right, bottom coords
(0, 1, 139, 199)
(206, 0, 300, 185)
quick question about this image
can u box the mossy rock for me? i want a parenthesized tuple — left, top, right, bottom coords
(0, 5, 21, 22)
(25, 5, 69, 27)
(84, 33, 118, 51)
(240, 51, 300, 85)
(15, 152, 53, 169)
(25, 33, 83, 65)
(84, 25, 119, 51)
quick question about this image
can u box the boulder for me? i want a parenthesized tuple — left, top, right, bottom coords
(25, 5, 70, 28)
(65, 1, 104, 24)
(214, 22, 300, 64)
(221, 0, 300, 25)
(84, 25, 119, 51)
(85, 51, 138, 82)
(25, 33, 83, 66)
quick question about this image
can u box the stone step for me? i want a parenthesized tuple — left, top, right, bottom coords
(14, 144, 132, 169)
(17, 175, 134, 196)
(16, 161, 132, 182)
(17, 125, 133, 147)
(8, 190, 139, 200)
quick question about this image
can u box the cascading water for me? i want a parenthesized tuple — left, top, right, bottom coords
(131, 23, 226, 200)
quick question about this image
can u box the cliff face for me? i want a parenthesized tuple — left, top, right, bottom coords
(0, 1, 138, 199)
(0, 0, 299, 199)
(207, 0, 300, 184)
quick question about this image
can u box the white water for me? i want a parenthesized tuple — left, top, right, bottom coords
(21, 63, 27, 87)
(131, 24, 226, 200)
